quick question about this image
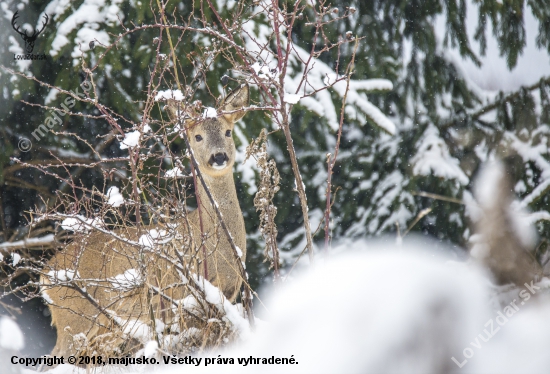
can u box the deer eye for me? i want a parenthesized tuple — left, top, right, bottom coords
(225, 130, 232, 137)
(195, 135, 203, 142)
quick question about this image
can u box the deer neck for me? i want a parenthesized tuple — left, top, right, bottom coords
(196, 171, 242, 230)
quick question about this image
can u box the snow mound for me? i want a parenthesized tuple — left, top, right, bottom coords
(179, 240, 490, 374)
(0, 317, 24, 351)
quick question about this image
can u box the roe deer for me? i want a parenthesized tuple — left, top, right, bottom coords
(41, 84, 250, 358)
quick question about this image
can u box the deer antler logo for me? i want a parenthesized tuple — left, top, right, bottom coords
(11, 11, 49, 54)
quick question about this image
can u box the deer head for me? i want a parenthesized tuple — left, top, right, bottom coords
(174, 84, 249, 178)
(11, 11, 49, 54)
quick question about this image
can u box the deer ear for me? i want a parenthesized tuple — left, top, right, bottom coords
(165, 100, 199, 124)
(221, 84, 249, 123)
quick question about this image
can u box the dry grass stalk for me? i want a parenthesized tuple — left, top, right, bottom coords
(245, 129, 281, 280)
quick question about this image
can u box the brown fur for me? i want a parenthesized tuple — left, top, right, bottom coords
(41, 85, 250, 358)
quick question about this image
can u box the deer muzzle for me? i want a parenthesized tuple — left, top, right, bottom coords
(209, 153, 229, 169)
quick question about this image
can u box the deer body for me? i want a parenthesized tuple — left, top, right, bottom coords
(42, 85, 250, 358)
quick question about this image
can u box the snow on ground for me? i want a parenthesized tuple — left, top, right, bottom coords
(179, 241, 489, 374)
(12, 239, 550, 374)
(0, 316, 24, 351)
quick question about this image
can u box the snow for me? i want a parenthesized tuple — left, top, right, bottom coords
(41, 289, 53, 304)
(197, 275, 251, 340)
(242, 21, 395, 134)
(8, 36, 31, 71)
(0, 317, 24, 351)
(161, 240, 490, 374)
(118, 318, 151, 343)
(108, 269, 142, 290)
(106, 186, 125, 207)
(18, 239, 550, 374)
(435, 1, 550, 92)
(47, 269, 79, 282)
(283, 94, 300, 104)
(203, 107, 217, 118)
(155, 89, 184, 101)
(12, 253, 21, 266)
(164, 168, 187, 178)
(138, 229, 172, 248)
(45, 0, 124, 58)
(143, 340, 158, 357)
(350, 79, 393, 92)
(60, 215, 102, 232)
(411, 124, 469, 186)
(119, 130, 141, 149)
(474, 160, 505, 209)
(251, 62, 278, 81)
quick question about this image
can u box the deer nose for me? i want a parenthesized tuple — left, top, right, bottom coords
(209, 152, 229, 166)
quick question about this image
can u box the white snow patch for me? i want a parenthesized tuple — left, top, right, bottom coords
(11, 253, 21, 266)
(434, 1, 550, 92)
(47, 269, 79, 282)
(155, 89, 184, 101)
(45, 88, 60, 105)
(108, 269, 142, 291)
(106, 186, 125, 207)
(47, 0, 124, 58)
(143, 340, 158, 357)
(164, 168, 186, 178)
(0, 317, 24, 351)
(8, 36, 31, 71)
(119, 130, 141, 149)
(60, 215, 102, 232)
(138, 229, 172, 248)
(283, 93, 301, 104)
(412, 124, 469, 185)
(203, 107, 217, 118)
